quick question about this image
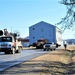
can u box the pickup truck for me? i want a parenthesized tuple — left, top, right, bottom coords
(43, 42, 56, 51)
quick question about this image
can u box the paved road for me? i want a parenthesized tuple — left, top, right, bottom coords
(0, 49, 48, 71)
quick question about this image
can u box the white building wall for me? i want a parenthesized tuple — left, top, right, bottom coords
(56, 27, 62, 45)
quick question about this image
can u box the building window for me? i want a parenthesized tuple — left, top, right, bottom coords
(33, 37, 35, 39)
(33, 28, 34, 30)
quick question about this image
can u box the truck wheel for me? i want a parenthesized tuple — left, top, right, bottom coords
(5, 51, 10, 54)
(54, 48, 56, 50)
(44, 49, 46, 51)
(11, 50, 15, 54)
(50, 49, 52, 51)
(5, 51, 7, 54)
(47, 48, 49, 51)
(16, 49, 21, 53)
(18, 49, 21, 53)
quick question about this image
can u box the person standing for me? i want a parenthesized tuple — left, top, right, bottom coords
(64, 44, 67, 49)
(64, 41, 67, 50)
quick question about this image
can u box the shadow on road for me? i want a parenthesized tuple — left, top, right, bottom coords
(0, 49, 75, 75)
(0, 60, 75, 75)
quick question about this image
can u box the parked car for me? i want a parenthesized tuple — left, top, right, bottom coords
(43, 42, 56, 51)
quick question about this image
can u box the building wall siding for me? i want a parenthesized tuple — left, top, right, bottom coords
(56, 27, 62, 45)
(29, 21, 61, 45)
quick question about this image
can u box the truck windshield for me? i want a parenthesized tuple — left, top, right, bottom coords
(0, 37, 12, 42)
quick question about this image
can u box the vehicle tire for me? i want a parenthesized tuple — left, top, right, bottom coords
(5, 51, 7, 54)
(54, 48, 56, 50)
(5, 51, 10, 54)
(47, 48, 49, 51)
(16, 49, 21, 53)
(44, 49, 46, 51)
(50, 49, 52, 51)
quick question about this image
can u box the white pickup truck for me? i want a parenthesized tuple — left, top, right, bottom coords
(43, 42, 56, 51)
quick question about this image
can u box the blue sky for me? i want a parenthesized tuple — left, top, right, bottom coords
(0, 0, 75, 39)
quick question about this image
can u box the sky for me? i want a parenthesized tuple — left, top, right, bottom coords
(0, 0, 75, 39)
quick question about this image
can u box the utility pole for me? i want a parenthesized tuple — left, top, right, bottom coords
(11, 27, 12, 33)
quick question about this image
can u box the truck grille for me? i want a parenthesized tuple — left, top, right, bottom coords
(1, 44, 7, 46)
(45, 45, 50, 47)
(0, 44, 7, 48)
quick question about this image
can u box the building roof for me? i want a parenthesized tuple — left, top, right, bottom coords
(29, 21, 56, 28)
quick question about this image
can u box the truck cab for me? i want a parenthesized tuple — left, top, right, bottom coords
(0, 36, 22, 54)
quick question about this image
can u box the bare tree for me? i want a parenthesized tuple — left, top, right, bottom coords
(10, 30, 20, 42)
(57, 0, 75, 32)
(14, 30, 20, 37)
